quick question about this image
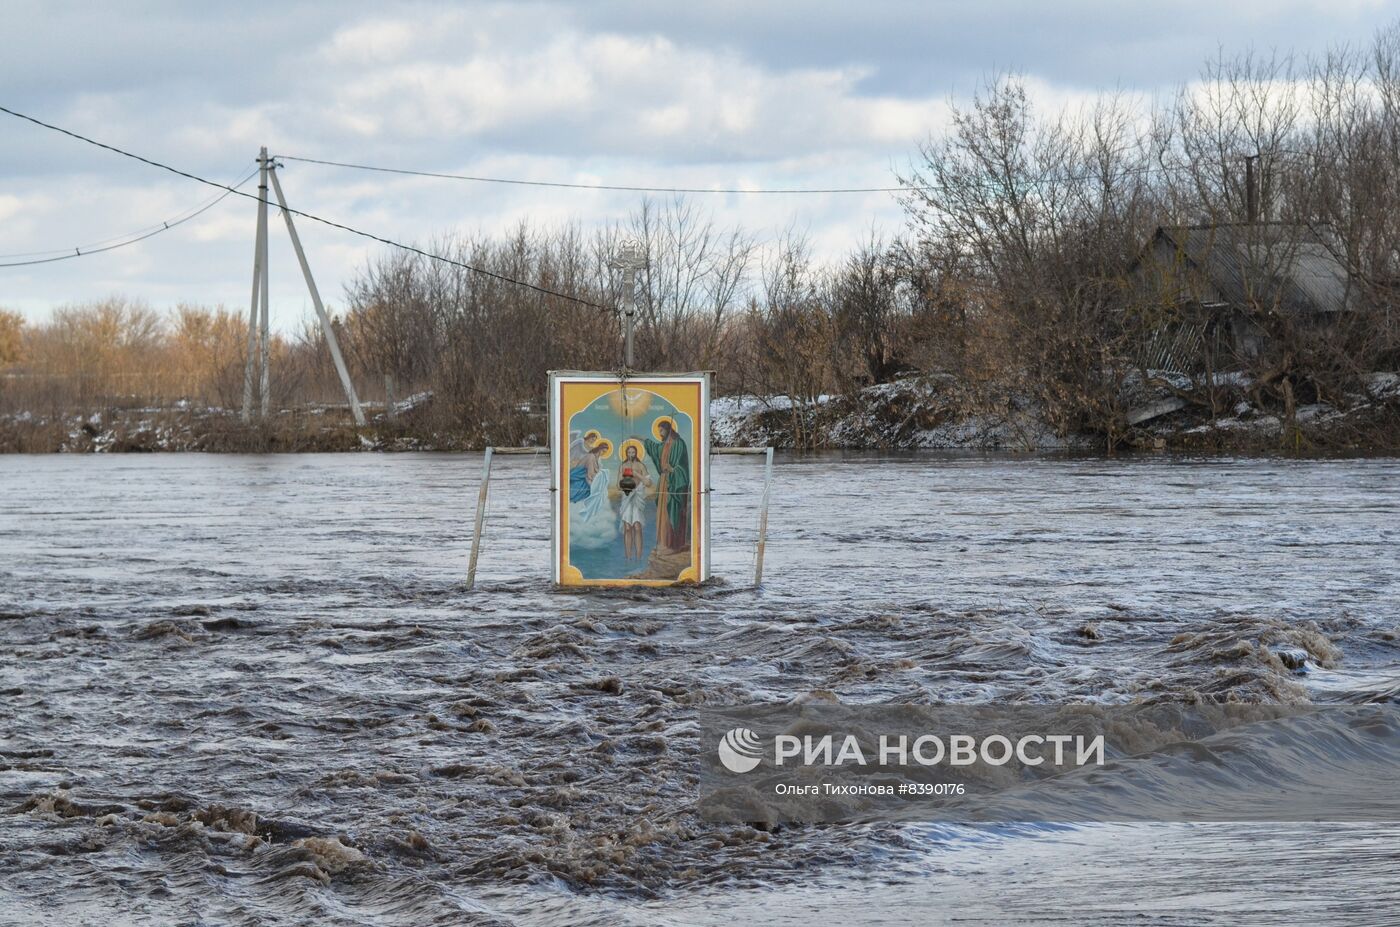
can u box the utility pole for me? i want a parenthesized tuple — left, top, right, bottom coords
(258, 152, 271, 419)
(611, 239, 643, 369)
(267, 161, 366, 426)
(240, 147, 366, 426)
(241, 147, 270, 423)
(623, 259, 636, 369)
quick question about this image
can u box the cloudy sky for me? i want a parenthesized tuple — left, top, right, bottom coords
(2, 0, 1394, 330)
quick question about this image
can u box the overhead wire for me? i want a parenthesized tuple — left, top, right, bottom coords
(0, 166, 259, 267)
(275, 148, 1288, 198)
(0, 175, 241, 259)
(273, 154, 924, 194)
(0, 104, 613, 313)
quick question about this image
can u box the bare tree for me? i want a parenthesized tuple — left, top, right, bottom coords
(624, 197, 756, 377)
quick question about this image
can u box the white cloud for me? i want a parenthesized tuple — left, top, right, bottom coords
(0, 195, 25, 224)
(307, 9, 948, 161)
(322, 18, 420, 64)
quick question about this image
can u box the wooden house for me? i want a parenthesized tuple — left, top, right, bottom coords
(1128, 223, 1355, 373)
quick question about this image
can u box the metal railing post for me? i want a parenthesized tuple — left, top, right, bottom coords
(466, 447, 495, 590)
(755, 446, 773, 586)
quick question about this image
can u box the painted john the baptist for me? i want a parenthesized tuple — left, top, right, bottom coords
(551, 372, 709, 587)
(638, 416, 689, 554)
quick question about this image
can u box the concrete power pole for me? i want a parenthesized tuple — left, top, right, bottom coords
(267, 162, 365, 426)
(241, 147, 270, 422)
(258, 156, 271, 419)
(240, 147, 365, 426)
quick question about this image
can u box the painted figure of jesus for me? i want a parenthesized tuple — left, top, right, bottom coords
(639, 418, 690, 552)
(616, 442, 653, 560)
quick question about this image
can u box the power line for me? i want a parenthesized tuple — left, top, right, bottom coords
(1, 177, 239, 259)
(0, 104, 613, 313)
(277, 149, 1283, 198)
(0, 167, 259, 267)
(274, 154, 922, 194)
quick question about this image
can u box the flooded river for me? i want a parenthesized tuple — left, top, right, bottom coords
(2, 452, 1398, 925)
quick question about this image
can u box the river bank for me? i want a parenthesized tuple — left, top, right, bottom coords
(3, 373, 1399, 453)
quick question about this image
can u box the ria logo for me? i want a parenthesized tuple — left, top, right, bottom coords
(717, 727, 763, 773)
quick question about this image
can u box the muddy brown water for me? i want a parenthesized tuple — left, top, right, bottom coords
(1, 452, 1398, 926)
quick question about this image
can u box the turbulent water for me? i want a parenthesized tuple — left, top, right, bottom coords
(1, 452, 1398, 926)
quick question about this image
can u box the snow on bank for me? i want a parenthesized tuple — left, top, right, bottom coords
(710, 371, 1400, 451)
(710, 378, 1088, 451)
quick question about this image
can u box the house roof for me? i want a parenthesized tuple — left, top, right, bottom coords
(1146, 223, 1353, 314)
